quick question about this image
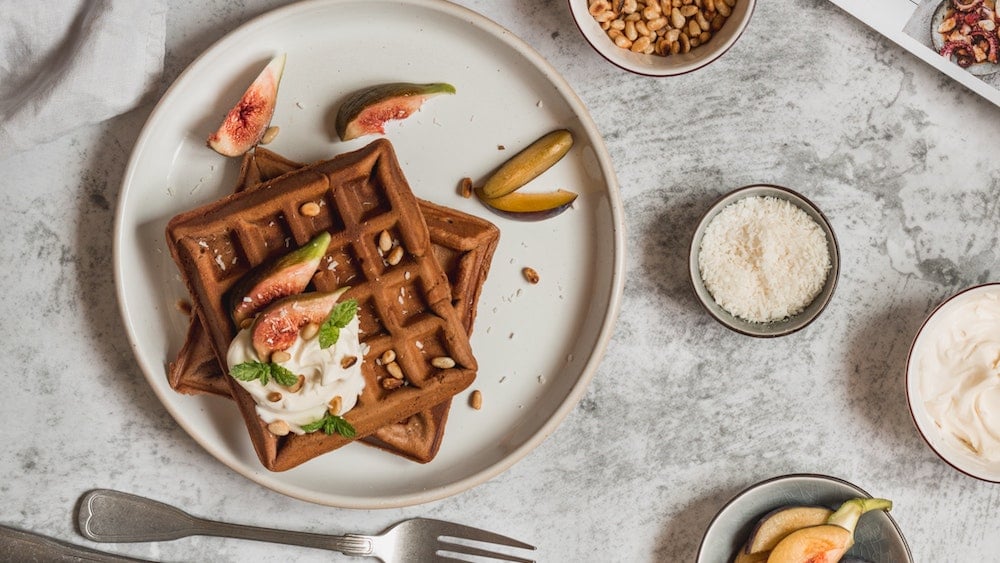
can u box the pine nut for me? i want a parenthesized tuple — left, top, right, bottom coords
(378, 230, 392, 252)
(431, 356, 456, 369)
(523, 267, 540, 284)
(300, 322, 319, 340)
(635, 20, 650, 37)
(341, 355, 358, 369)
(589, 0, 611, 16)
(470, 390, 483, 410)
(717, 1, 731, 16)
(631, 36, 651, 52)
(670, 7, 685, 28)
(696, 10, 710, 30)
(387, 245, 404, 266)
(268, 420, 290, 436)
(386, 361, 404, 379)
(261, 126, 279, 145)
(459, 177, 473, 198)
(625, 20, 638, 41)
(381, 349, 396, 364)
(267, 392, 282, 402)
(299, 202, 321, 217)
(381, 377, 403, 390)
(272, 350, 292, 363)
(328, 395, 342, 414)
(614, 34, 633, 49)
(680, 5, 698, 16)
(647, 16, 668, 31)
(288, 375, 305, 393)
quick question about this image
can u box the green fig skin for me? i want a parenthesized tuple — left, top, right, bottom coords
(479, 129, 574, 199)
(228, 232, 331, 328)
(335, 82, 456, 141)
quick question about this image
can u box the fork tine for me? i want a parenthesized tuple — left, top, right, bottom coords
(423, 518, 536, 550)
(436, 539, 536, 563)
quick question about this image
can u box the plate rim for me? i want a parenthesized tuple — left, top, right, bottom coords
(113, 0, 626, 508)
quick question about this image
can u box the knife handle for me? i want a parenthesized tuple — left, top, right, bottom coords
(0, 524, 149, 562)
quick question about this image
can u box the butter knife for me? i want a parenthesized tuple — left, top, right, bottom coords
(0, 524, 149, 562)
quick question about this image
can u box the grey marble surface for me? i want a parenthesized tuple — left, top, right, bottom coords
(2, 0, 1000, 561)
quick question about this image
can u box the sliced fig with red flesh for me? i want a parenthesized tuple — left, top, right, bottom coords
(228, 232, 331, 327)
(250, 288, 348, 360)
(335, 82, 456, 141)
(207, 53, 286, 157)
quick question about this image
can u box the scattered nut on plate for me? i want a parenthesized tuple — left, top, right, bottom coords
(587, 0, 737, 56)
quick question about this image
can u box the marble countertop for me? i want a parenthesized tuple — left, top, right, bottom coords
(3, 0, 1000, 561)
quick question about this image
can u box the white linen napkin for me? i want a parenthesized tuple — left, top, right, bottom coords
(0, 0, 166, 155)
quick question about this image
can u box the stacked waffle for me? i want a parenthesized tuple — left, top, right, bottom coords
(166, 140, 499, 470)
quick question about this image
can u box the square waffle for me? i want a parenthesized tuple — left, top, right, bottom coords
(168, 148, 499, 462)
(166, 139, 483, 471)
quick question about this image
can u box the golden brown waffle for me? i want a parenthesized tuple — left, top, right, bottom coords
(168, 147, 499, 462)
(166, 139, 486, 471)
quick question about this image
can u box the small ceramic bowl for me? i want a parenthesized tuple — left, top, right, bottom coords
(567, 0, 756, 77)
(688, 184, 839, 337)
(906, 283, 1000, 483)
(696, 473, 913, 563)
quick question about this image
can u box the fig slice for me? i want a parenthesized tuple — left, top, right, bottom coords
(250, 288, 349, 361)
(745, 505, 833, 554)
(474, 187, 578, 221)
(478, 129, 574, 199)
(335, 82, 456, 141)
(227, 232, 331, 328)
(766, 498, 892, 563)
(207, 53, 286, 157)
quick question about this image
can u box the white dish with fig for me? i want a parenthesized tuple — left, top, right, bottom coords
(114, 0, 624, 508)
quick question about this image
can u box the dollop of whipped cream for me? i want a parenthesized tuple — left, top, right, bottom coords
(226, 314, 365, 435)
(916, 288, 1000, 462)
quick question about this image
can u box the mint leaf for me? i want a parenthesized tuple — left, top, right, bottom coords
(302, 412, 356, 438)
(231, 361, 272, 385)
(270, 363, 299, 387)
(300, 416, 325, 433)
(319, 299, 358, 349)
(230, 360, 298, 387)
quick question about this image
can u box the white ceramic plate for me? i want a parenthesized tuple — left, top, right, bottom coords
(696, 474, 912, 563)
(114, 0, 624, 508)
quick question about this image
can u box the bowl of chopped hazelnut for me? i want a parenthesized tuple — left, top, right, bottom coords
(569, 0, 755, 76)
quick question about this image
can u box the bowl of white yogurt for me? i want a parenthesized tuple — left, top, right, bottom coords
(906, 283, 1000, 482)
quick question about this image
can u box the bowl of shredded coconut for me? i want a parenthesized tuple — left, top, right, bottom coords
(688, 184, 839, 337)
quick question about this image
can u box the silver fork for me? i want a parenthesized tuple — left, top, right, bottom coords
(77, 489, 535, 563)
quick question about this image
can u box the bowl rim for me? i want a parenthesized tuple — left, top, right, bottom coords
(688, 183, 841, 338)
(905, 282, 1000, 483)
(695, 472, 914, 563)
(566, 0, 757, 77)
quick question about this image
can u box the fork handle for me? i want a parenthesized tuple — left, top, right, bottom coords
(78, 490, 373, 556)
(185, 519, 374, 556)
